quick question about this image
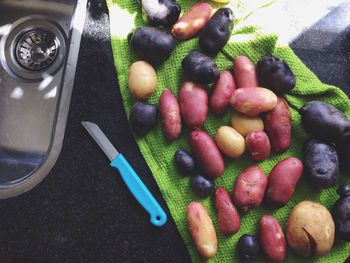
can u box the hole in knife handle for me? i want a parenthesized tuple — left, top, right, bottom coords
(156, 216, 161, 221)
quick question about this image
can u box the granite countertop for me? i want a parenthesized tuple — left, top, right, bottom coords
(0, 1, 349, 262)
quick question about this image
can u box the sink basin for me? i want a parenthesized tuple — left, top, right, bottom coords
(0, 0, 87, 198)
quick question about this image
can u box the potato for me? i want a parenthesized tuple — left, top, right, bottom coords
(187, 202, 217, 259)
(141, 0, 181, 27)
(263, 97, 291, 152)
(199, 8, 234, 54)
(245, 131, 271, 161)
(233, 166, 267, 211)
(215, 126, 245, 158)
(129, 102, 158, 136)
(265, 157, 303, 208)
(259, 215, 286, 262)
(337, 137, 350, 172)
(128, 61, 157, 100)
(182, 51, 219, 85)
(231, 112, 264, 136)
(286, 201, 335, 257)
(215, 187, 240, 235)
(189, 130, 224, 179)
(303, 139, 339, 189)
(230, 87, 277, 116)
(257, 54, 296, 95)
(159, 89, 181, 140)
(332, 185, 350, 241)
(128, 27, 176, 65)
(172, 3, 212, 39)
(233, 56, 259, 88)
(300, 101, 350, 143)
(179, 82, 208, 129)
(210, 71, 236, 115)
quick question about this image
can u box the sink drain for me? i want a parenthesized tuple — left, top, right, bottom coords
(16, 29, 59, 71)
(0, 16, 66, 81)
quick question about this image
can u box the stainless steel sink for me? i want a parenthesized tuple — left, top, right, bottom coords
(0, 0, 87, 198)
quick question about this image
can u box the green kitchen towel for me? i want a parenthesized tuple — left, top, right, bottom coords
(107, 0, 350, 262)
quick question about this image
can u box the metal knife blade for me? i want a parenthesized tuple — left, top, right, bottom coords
(81, 121, 119, 161)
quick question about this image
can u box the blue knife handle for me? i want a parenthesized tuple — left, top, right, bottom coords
(110, 154, 167, 227)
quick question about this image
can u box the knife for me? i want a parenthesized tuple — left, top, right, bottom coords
(81, 121, 167, 227)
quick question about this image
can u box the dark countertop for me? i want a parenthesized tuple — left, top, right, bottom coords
(0, 1, 349, 262)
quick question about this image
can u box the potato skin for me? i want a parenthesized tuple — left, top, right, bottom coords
(199, 8, 234, 54)
(182, 51, 219, 85)
(259, 215, 286, 263)
(128, 27, 176, 65)
(286, 201, 335, 257)
(128, 61, 157, 100)
(303, 139, 339, 189)
(263, 97, 291, 152)
(230, 87, 278, 116)
(215, 187, 240, 235)
(179, 82, 208, 129)
(232, 166, 267, 211)
(300, 101, 350, 143)
(187, 202, 217, 259)
(231, 112, 264, 136)
(159, 89, 181, 140)
(265, 157, 303, 208)
(210, 71, 236, 115)
(233, 56, 259, 88)
(172, 3, 212, 39)
(215, 126, 245, 158)
(257, 54, 296, 95)
(245, 131, 271, 161)
(189, 130, 224, 179)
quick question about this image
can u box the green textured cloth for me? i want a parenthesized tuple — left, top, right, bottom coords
(107, 0, 350, 262)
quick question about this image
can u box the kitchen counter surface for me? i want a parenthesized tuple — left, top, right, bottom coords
(0, 1, 349, 262)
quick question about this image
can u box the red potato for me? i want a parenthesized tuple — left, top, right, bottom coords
(215, 187, 240, 235)
(265, 157, 303, 208)
(159, 89, 181, 140)
(172, 3, 212, 40)
(232, 166, 267, 211)
(230, 87, 277, 116)
(189, 130, 224, 179)
(187, 202, 217, 259)
(246, 131, 271, 161)
(259, 215, 286, 263)
(233, 56, 259, 88)
(209, 71, 236, 115)
(179, 82, 208, 129)
(263, 97, 292, 152)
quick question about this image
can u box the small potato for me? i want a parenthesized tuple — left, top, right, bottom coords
(230, 87, 278, 116)
(189, 130, 224, 179)
(215, 126, 245, 158)
(286, 201, 335, 257)
(300, 101, 350, 144)
(187, 202, 217, 259)
(233, 166, 267, 211)
(172, 3, 212, 40)
(265, 157, 303, 208)
(128, 61, 157, 100)
(264, 97, 292, 152)
(246, 131, 271, 161)
(179, 82, 208, 129)
(210, 71, 236, 115)
(215, 187, 240, 235)
(260, 215, 286, 262)
(231, 112, 264, 136)
(199, 8, 234, 54)
(159, 89, 181, 140)
(233, 56, 259, 88)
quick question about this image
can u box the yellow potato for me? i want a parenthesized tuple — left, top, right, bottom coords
(215, 126, 245, 158)
(286, 201, 335, 257)
(128, 61, 157, 100)
(231, 112, 264, 136)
